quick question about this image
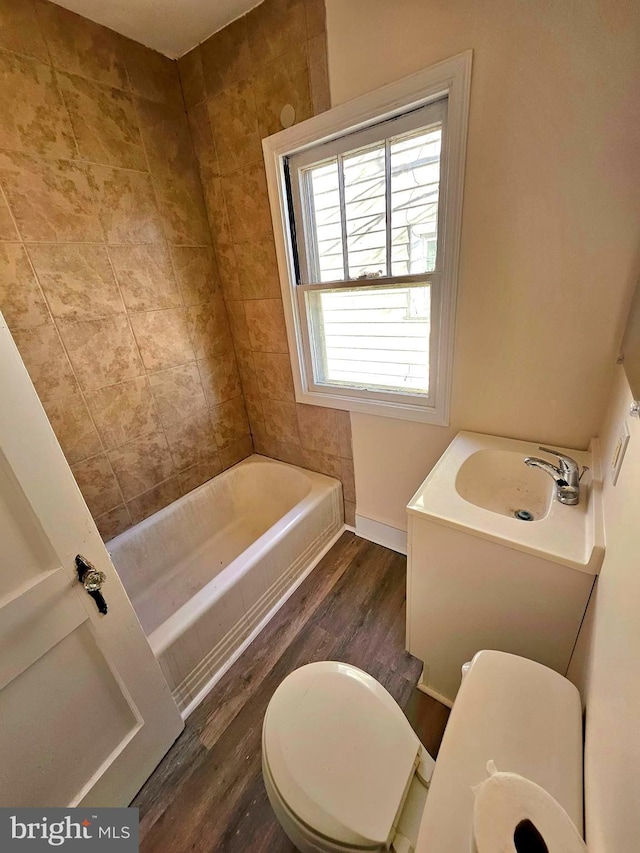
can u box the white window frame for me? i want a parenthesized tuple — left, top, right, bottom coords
(262, 51, 472, 425)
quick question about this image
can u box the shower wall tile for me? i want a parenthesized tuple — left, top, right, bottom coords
(170, 246, 219, 306)
(253, 47, 312, 139)
(301, 448, 342, 479)
(0, 151, 103, 242)
(296, 404, 340, 456)
(344, 500, 356, 527)
(85, 376, 160, 451)
(210, 396, 250, 448)
(221, 163, 272, 242)
(27, 243, 125, 321)
(234, 236, 280, 300)
(56, 71, 146, 170)
(0, 0, 49, 62)
(0, 51, 76, 158)
(11, 324, 77, 400)
(304, 0, 326, 39)
(200, 16, 252, 96)
(0, 191, 17, 239)
(86, 164, 165, 244)
(41, 387, 103, 465)
(253, 351, 295, 402)
(187, 102, 218, 173)
(152, 170, 211, 246)
(147, 362, 208, 428)
(198, 350, 242, 408)
(186, 298, 231, 359)
(207, 80, 262, 173)
(108, 244, 181, 311)
(130, 308, 195, 371)
(215, 242, 242, 302)
(245, 298, 288, 353)
(94, 503, 132, 540)
(58, 315, 144, 391)
(0, 242, 50, 331)
(127, 475, 183, 524)
(108, 429, 175, 500)
(336, 409, 353, 460)
(245, 0, 306, 69)
(164, 410, 217, 470)
(262, 398, 300, 445)
(2, 0, 273, 539)
(135, 97, 196, 180)
(225, 299, 251, 351)
(341, 458, 355, 502)
(181, 0, 352, 518)
(178, 451, 223, 495)
(177, 46, 206, 111)
(71, 452, 123, 517)
(220, 434, 254, 470)
(35, 0, 128, 88)
(121, 38, 182, 105)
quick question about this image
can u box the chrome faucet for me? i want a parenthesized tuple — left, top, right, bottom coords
(523, 446, 587, 506)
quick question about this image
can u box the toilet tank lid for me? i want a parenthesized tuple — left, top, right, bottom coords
(263, 661, 421, 848)
(415, 651, 584, 853)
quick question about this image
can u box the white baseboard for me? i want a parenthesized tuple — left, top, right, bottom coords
(417, 680, 454, 709)
(355, 514, 407, 555)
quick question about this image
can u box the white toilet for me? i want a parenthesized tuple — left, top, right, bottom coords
(262, 650, 584, 853)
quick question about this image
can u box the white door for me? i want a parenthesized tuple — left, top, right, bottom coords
(0, 314, 184, 807)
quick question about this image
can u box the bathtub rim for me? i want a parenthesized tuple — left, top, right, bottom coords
(108, 454, 343, 656)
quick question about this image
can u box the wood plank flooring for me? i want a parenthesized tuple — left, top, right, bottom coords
(133, 532, 450, 852)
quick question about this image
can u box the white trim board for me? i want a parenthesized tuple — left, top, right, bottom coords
(355, 514, 407, 555)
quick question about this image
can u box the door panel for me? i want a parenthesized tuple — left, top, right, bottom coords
(0, 313, 184, 807)
(4, 625, 139, 806)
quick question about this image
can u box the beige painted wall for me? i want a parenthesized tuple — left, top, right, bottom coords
(326, 0, 640, 531)
(567, 366, 640, 851)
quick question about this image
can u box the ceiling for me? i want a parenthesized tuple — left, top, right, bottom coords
(53, 0, 261, 58)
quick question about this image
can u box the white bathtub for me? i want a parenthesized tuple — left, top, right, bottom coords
(108, 455, 343, 715)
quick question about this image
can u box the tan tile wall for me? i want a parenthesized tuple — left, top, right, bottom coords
(178, 0, 355, 525)
(0, 0, 252, 540)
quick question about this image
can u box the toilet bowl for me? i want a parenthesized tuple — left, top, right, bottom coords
(262, 651, 584, 853)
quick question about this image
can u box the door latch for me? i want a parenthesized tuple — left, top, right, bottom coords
(76, 555, 108, 615)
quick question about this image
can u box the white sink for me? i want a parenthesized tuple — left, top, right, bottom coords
(455, 448, 554, 520)
(408, 431, 604, 573)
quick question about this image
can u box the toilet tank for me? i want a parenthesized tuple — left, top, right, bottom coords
(415, 650, 583, 853)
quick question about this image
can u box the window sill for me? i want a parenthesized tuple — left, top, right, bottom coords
(294, 386, 450, 426)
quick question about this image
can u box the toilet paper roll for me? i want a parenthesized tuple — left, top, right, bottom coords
(473, 761, 588, 853)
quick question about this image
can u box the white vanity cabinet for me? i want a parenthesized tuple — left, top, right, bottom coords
(405, 432, 603, 706)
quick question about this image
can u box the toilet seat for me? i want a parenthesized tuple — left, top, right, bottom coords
(262, 661, 422, 849)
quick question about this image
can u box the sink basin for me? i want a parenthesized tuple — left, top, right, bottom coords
(455, 449, 554, 520)
(407, 431, 604, 573)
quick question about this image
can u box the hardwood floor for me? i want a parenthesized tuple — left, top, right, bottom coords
(133, 532, 450, 852)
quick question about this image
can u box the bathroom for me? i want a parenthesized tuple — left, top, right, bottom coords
(0, 0, 638, 850)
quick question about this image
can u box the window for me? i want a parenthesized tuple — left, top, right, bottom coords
(263, 52, 472, 424)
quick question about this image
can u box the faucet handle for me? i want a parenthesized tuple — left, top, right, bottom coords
(537, 446, 579, 473)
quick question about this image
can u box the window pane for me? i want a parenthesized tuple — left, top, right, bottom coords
(307, 284, 430, 395)
(390, 125, 442, 276)
(343, 143, 387, 279)
(307, 159, 345, 283)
